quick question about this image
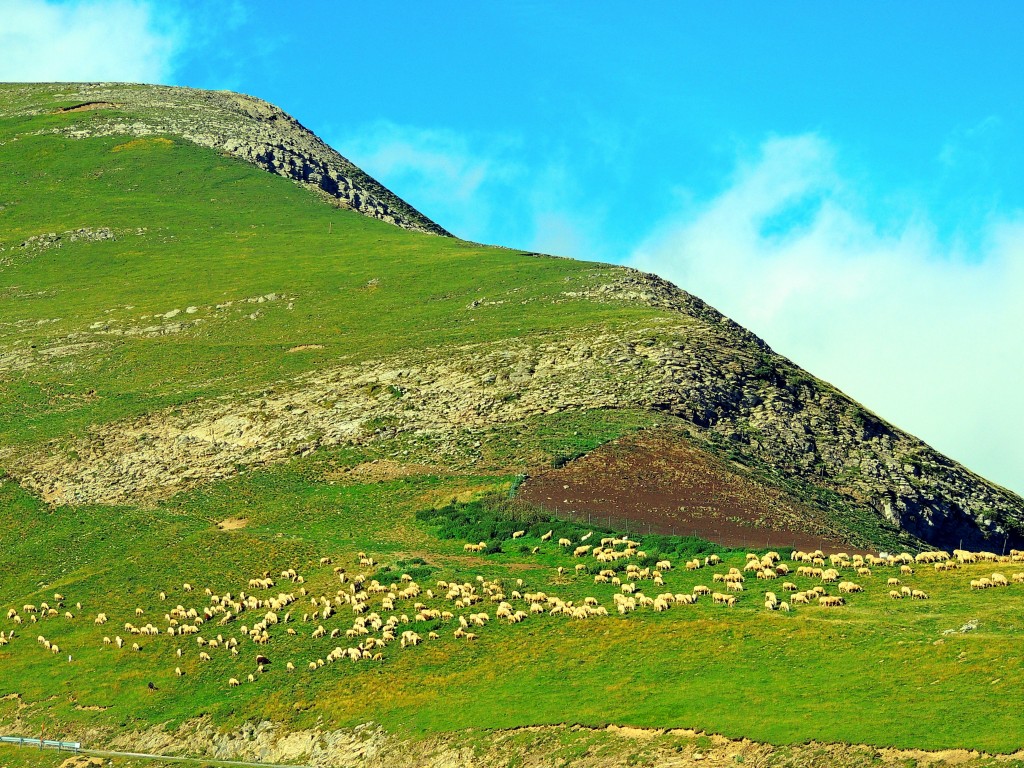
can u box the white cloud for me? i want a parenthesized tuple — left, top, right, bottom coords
(0, 0, 178, 83)
(336, 122, 524, 241)
(629, 134, 1024, 496)
(334, 122, 611, 259)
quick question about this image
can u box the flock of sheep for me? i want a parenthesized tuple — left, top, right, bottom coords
(2, 537, 1023, 690)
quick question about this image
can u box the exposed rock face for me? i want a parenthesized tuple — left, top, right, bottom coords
(11, 267, 1022, 550)
(0, 83, 449, 236)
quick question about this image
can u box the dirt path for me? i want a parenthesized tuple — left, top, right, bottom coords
(82, 748, 312, 767)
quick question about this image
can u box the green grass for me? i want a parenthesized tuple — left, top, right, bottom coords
(1, 454, 1023, 753)
(0, 91, 662, 451)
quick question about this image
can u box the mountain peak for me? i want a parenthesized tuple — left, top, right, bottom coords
(1, 82, 451, 236)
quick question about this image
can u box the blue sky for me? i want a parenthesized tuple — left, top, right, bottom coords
(2, 0, 1023, 495)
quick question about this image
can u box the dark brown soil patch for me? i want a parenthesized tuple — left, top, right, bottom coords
(518, 429, 855, 551)
(56, 101, 116, 113)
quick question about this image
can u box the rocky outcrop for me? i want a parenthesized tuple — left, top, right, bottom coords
(10, 267, 1023, 550)
(1, 83, 449, 236)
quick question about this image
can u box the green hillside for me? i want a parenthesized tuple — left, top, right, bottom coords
(1, 83, 1024, 766)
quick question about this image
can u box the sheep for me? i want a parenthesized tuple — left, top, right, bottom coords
(511, 530, 525, 539)
(887, 578, 901, 586)
(889, 590, 903, 599)
(558, 538, 572, 548)
(779, 602, 790, 612)
(541, 530, 553, 541)
(199, 652, 211, 661)
(911, 590, 929, 600)
(228, 677, 241, 687)
(818, 596, 845, 607)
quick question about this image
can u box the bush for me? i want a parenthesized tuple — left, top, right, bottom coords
(416, 494, 739, 558)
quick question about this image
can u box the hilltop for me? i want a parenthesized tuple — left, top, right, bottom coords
(0, 82, 1020, 550)
(1, 83, 1023, 766)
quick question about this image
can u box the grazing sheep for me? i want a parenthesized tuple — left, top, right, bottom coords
(779, 602, 790, 612)
(512, 530, 525, 539)
(558, 538, 572, 547)
(541, 531, 553, 541)
(911, 590, 929, 600)
(175, 667, 184, 677)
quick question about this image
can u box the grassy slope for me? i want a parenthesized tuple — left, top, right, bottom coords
(1, 86, 1023, 757)
(0, 98, 658, 449)
(1, 445, 1023, 753)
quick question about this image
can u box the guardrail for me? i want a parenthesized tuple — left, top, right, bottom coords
(0, 735, 81, 752)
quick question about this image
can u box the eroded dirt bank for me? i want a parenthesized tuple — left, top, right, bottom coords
(10, 718, 1022, 768)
